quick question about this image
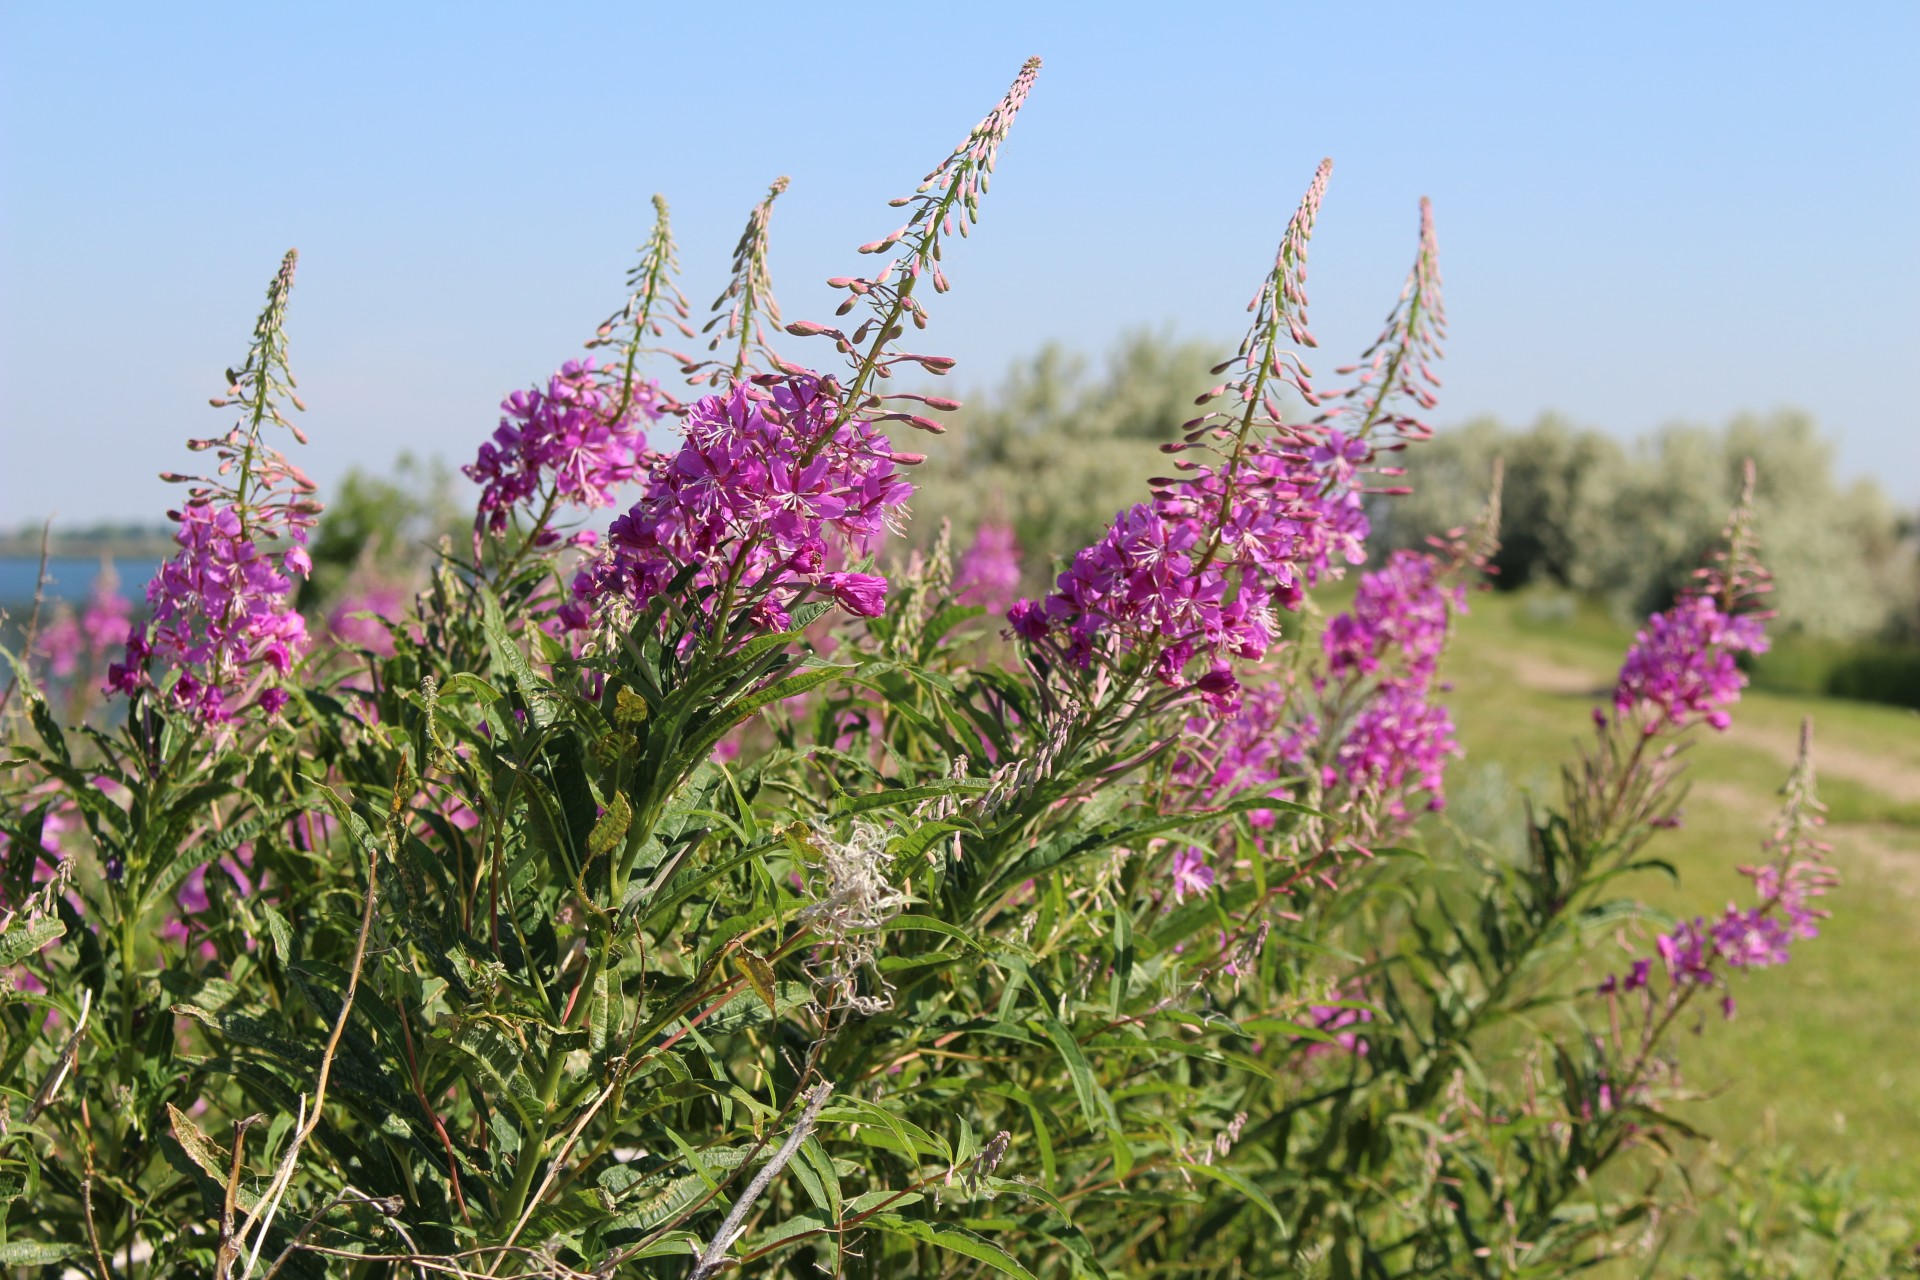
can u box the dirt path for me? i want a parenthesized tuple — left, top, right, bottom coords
(1501, 649, 1920, 808)
(1691, 779, 1920, 897)
(1502, 651, 1609, 698)
(1722, 719, 1920, 808)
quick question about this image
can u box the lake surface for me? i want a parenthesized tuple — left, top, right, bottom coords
(0, 556, 162, 608)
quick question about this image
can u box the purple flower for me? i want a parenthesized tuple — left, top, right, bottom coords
(1170, 846, 1215, 903)
(1323, 551, 1464, 681)
(954, 521, 1022, 613)
(324, 584, 410, 657)
(1010, 440, 1318, 685)
(1011, 415, 1402, 694)
(566, 372, 914, 633)
(824, 572, 889, 618)
(110, 501, 313, 725)
(1328, 678, 1459, 820)
(1611, 594, 1768, 733)
(1007, 598, 1049, 642)
(465, 359, 663, 539)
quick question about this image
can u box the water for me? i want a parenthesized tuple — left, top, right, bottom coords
(0, 556, 162, 608)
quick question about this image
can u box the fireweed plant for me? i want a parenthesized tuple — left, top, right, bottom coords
(0, 59, 1859, 1278)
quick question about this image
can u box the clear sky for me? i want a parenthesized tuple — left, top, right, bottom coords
(3, 1, 1916, 526)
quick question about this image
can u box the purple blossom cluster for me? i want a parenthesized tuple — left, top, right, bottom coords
(1314, 549, 1466, 821)
(1324, 550, 1464, 681)
(564, 373, 915, 632)
(1266, 551, 1465, 819)
(954, 521, 1022, 614)
(109, 501, 314, 724)
(1609, 594, 1768, 733)
(37, 570, 133, 681)
(1602, 725, 1833, 1020)
(1605, 825, 1827, 1028)
(107, 249, 321, 727)
(1329, 682, 1459, 822)
(1009, 441, 1326, 708)
(324, 583, 411, 658)
(464, 359, 664, 541)
(1294, 431, 1375, 589)
(1162, 549, 1467, 910)
(1298, 982, 1373, 1062)
(1175, 683, 1316, 827)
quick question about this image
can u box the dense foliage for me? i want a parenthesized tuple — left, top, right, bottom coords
(4, 61, 1908, 1279)
(1368, 413, 1919, 645)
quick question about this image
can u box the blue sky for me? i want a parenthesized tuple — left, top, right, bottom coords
(3, 1, 1916, 526)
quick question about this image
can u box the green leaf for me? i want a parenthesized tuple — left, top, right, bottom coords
(0, 915, 63, 968)
(0, 1242, 81, 1266)
(863, 1215, 1038, 1280)
(480, 587, 556, 728)
(883, 913, 1030, 960)
(258, 900, 294, 967)
(1172, 1161, 1290, 1235)
(1036, 1015, 1129, 1174)
(589, 791, 633, 860)
(833, 779, 990, 817)
(733, 949, 779, 1019)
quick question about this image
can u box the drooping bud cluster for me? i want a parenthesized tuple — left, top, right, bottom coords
(564, 372, 914, 633)
(1320, 197, 1445, 447)
(685, 177, 790, 388)
(108, 250, 322, 726)
(463, 358, 664, 541)
(804, 58, 1042, 383)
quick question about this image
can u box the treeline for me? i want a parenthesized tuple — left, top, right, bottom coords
(1370, 411, 1919, 644)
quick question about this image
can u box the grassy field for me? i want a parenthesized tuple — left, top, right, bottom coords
(1439, 587, 1920, 1201)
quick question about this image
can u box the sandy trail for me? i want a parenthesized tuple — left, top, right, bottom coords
(1501, 650, 1920, 807)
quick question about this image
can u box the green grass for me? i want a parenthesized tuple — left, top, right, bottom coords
(1440, 587, 1920, 1199)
